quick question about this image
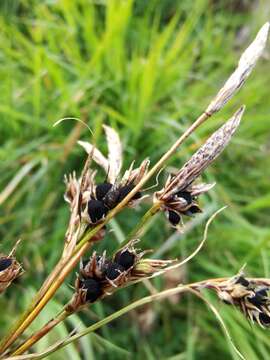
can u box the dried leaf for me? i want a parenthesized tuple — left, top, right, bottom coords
(103, 125, 123, 183)
(206, 22, 269, 114)
(78, 140, 109, 174)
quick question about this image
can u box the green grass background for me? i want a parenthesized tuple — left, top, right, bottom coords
(0, 0, 270, 359)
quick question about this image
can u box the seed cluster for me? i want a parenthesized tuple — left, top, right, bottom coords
(167, 190, 201, 226)
(217, 275, 270, 328)
(87, 182, 141, 223)
(67, 249, 138, 312)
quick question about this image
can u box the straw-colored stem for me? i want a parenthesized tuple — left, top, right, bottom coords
(0, 241, 91, 356)
(11, 311, 69, 356)
(9, 201, 159, 357)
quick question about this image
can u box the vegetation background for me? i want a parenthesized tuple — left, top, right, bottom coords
(0, 0, 270, 359)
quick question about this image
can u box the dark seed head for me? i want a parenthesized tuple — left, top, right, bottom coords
(95, 182, 113, 201)
(168, 210, 181, 226)
(118, 183, 141, 202)
(235, 276, 250, 287)
(256, 288, 268, 297)
(104, 262, 125, 280)
(87, 199, 109, 223)
(115, 250, 135, 270)
(82, 278, 103, 302)
(183, 205, 201, 217)
(82, 259, 89, 269)
(103, 188, 121, 209)
(176, 191, 193, 204)
(0, 258, 12, 272)
(248, 289, 268, 308)
(259, 312, 270, 326)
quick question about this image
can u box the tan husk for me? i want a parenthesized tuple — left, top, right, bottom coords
(0, 256, 22, 294)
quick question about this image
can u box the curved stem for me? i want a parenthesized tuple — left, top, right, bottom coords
(5, 278, 227, 360)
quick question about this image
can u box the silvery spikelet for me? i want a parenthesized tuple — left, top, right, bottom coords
(155, 106, 245, 226)
(206, 22, 269, 115)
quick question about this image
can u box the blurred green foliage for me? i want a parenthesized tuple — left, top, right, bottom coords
(0, 0, 270, 359)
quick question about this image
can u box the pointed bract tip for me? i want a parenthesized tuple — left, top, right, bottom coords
(229, 105, 245, 129)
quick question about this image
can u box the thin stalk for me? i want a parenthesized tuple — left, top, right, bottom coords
(0, 241, 92, 355)
(9, 275, 270, 359)
(11, 311, 69, 357)
(30, 277, 270, 360)
(6, 278, 228, 360)
(0, 112, 209, 354)
(119, 202, 161, 248)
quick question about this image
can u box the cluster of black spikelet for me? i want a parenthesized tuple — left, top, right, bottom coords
(87, 182, 141, 223)
(235, 276, 270, 327)
(167, 190, 201, 226)
(80, 249, 136, 303)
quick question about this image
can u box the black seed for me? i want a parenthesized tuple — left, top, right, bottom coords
(248, 295, 263, 308)
(168, 210, 181, 226)
(176, 191, 192, 204)
(235, 276, 250, 287)
(183, 205, 201, 216)
(88, 199, 109, 223)
(248, 289, 268, 308)
(115, 250, 135, 270)
(118, 183, 141, 202)
(0, 258, 12, 272)
(82, 259, 89, 268)
(82, 278, 103, 302)
(259, 312, 270, 326)
(256, 289, 268, 298)
(103, 188, 121, 209)
(105, 262, 125, 280)
(95, 183, 113, 201)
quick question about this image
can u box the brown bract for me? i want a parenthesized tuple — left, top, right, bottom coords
(0, 255, 22, 294)
(77, 125, 149, 215)
(215, 273, 270, 328)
